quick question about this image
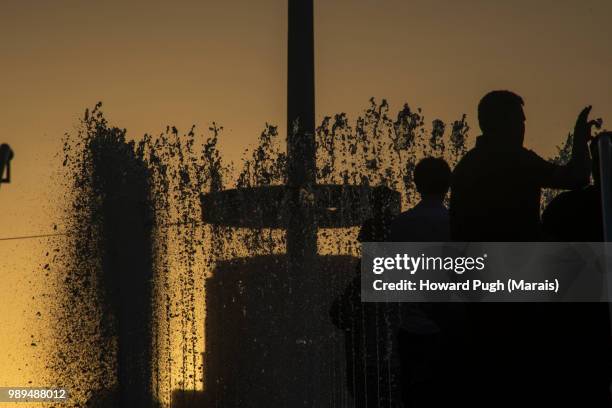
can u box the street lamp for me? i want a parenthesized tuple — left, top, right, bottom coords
(0, 144, 13, 185)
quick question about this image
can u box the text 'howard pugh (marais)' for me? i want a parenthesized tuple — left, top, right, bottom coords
(372, 278, 557, 294)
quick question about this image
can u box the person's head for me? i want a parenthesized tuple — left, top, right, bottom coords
(414, 157, 451, 200)
(478, 90, 526, 146)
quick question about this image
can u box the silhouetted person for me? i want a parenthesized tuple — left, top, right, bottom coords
(543, 133, 612, 241)
(330, 189, 398, 408)
(450, 91, 600, 406)
(390, 157, 451, 242)
(391, 158, 467, 407)
(540, 134, 612, 406)
(451, 91, 592, 241)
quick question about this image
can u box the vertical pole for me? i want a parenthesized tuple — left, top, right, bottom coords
(287, 0, 317, 264)
(287, 0, 316, 185)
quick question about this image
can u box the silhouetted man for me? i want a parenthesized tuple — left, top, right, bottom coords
(451, 91, 593, 241)
(391, 158, 468, 407)
(449, 90, 600, 406)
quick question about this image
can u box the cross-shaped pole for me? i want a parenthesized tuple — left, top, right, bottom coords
(201, 0, 400, 255)
(199, 1, 401, 405)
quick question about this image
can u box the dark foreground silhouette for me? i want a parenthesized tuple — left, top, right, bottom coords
(391, 158, 468, 408)
(448, 90, 609, 406)
(540, 134, 612, 407)
(543, 134, 611, 242)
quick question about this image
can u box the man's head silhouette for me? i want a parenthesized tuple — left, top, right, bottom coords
(414, 157, 451, 200)
(478, 90, 525, 146)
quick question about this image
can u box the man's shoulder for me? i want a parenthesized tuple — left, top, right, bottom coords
(452, 148, 481, 178)
(455, 146, 480, 164)
(520, 147, 547, 162)
(543, 188, 590, 221)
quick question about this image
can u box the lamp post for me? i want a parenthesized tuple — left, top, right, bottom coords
(0, 144, 14, 186)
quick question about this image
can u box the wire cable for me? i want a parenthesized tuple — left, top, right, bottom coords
(0, 220, 205, 242)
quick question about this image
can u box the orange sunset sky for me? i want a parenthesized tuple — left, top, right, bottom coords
(1, 0, 611, 398)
